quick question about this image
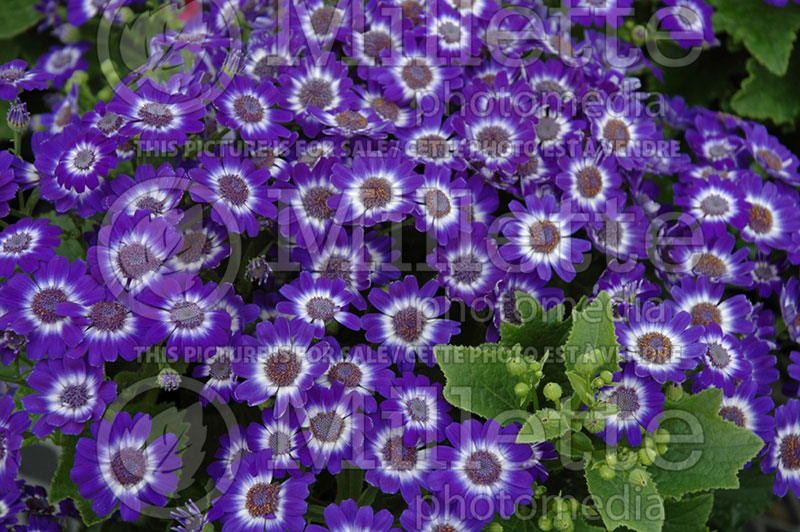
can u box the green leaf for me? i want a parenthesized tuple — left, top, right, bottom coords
(499, 291, 571, 356)
(336, 467, 364, 503)
(0, 0, 43, 39)
(649, 388, 764, 499)
(435, 343, 525, 423)
(585, 466, 664, 532)
(710, 0, 800, 76)
(663, 494, 713, 532)
(566, 371, 594, 405)
(517, 408, 571, 444)
(731, 56, 800, 125)
(709, 466, 778, 531)
(561, 292, 620, 376)
(49, 432, 110, 527)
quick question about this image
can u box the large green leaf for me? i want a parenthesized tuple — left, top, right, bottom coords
(49, 433, 111, 527)
(710, 0, 800, 76)
(561, 292, 620, 376)
(0, 0, 43, 39)
(649, 388, 764, 499)
(499, 291, 571, 357)
(663, 494, 713, 532)
(585, 466, 664, 532)
(435, 343, 525, 423)
(731, 56, 800, 125)
(709, 466, 777, 531)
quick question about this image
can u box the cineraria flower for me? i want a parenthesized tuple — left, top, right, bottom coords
(277, 159, 341, 248)
(428, 420, 540, 519)
(23, 357, 116, 437)
(692, 323, 751, 395)
(671, 232, 754, 287)
(398, 110, 463, 169)
(0, 486, 24, 528)
(137, 274, 231, 361)
(718, 380, 774, 444)
(306, 500, 401, 532)
(590, 99, 659, 170)
(330, 149, 423, 226)
(298, 385, 368, 474)
(750, 254, 785, 298)
(674, 174, 749, 235)
(207, 450, 314, 532)
(427, 223, 502, 309)
(71, 412, 181, 521)
(166, 218, 231, 273)
(400, 497, 485, 532)
(556, 151, 622, 220)
(214, 75, 293, 142)
(37, 42, 89, 88)
(594, 261, 661, 319)
(380, 372, 452, 443)
(353, 84, 414, 130)
(739, 174, 800, 253)
(207, 428, 250, 484)
(500, 193, 590, 282)
(194, 347, 238, 404)
(213, 286, 259, 347)
(598, 364, 665, 446)
(15, 514, 61, 532)
(669, 275, 753, 335)
(246, 408, 305, 475)
(67, 291, 145, 365)
(233, 317, 328, 416)
(309, 106, 392, 138)
(363, 276, 460, 368)
(276, 272, 360, 338)
(170, 499, 208, 532)
(615, 301, 705, 383)
(659, 0, 716, 49)
(316, 343, 393, 413)
(745, 123, 800, 185)
(105, 163, 187, 223)
(782, 278, 800, 344)
(34, 124, 118, 193)
(0, 395, 29, 485)
(413, 166, 469, 245)
(0, 151, 19, 219)
(567, 0, 632, 27)
(0, 255, 102, 359)
(762, 400, 800, 497)
(189, 147, 276, 237)
(0, 60, 50, 100)
(0, 217, 61, 277)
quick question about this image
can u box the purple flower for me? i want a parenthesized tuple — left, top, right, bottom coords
(669, 275, 753, 335)
(659, 0, 715, 49)
(194, 347, 238, 404)
(67, 291, 146, 365)
(567, 0, 633, 27)
(615, 301, 705, 383)
(207, 450, 314, 532)
(71, 412, 181, 521)
(276, 271, 360, 338)
(36, 43, 89, 88)
(762, 400, 800, 497)
(0, 395, 29, 486)
(590, 99, 660, 170)
(398, 110, 463, 169)
(380, 372, 452, 444)
(0, 151, 19, 218)
(246, 408, 306, 475)
(598, 363, 665, 446)
(413, 166, 470, 245)
(588, 201, 648, 262)
(34, 124, 118, 193)
(400, 497, 486, 532)
(671, 232, 754, 287)
(207, 428, 250, 484)
(306, 500, 401, 532)
(363, 276, 460, 368)
(740, 173, 800, 253)
(23, 357, 116, 437)
(556, 150, 622, 219)
(0, 60, 50, 100)
(674, 174, 750, 235)
(593, 261, 660, 319)
(0, 218, 61, 277)
(428, 420, 540, 519)
(166, 218, 231, 274)
(489, 273, 564, 341)
(0, 486, 25, 528)
(214, 75, 293, 142)
(104, 163, 188, 223)
(745, 122, 800, 185)
(782, 277, 800, 344)
(316, 343, 394, 413)
(277, 159, 341, 248)
(170, 499, 207, 532)
(719, 380, 774, 444)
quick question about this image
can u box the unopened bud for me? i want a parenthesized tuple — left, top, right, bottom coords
(7, 99, 29, 133)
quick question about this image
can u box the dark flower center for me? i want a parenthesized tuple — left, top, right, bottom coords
(535, 116, 560, 142)
(118, 242, 160, 280)
(535, 79, 565, 94)
(757, 149, 783, 171)
(360, 176, 392, 209)
(31, 287, 67, 324)
(3, 232, 31, 253)
(328, 361, 362, 388)
(432, 526, 458, 532)
(171, 302, 204, 329)
(306, 296, 336, 321)
(210, 356, 233, 380)
(753, 263, 774, 281)
(97, 111, 124, 134)
(779, 434, 800, 470)
(516, 154, 540, 178)
(577, 167, 603, 198)
(268, 431, 291, 455)
(363, 31, 392, 59)
(245, 483, 280, 517)
(501, 290, 522, 325)
(690, 302, 721, 327)
(381, 436, 417, 470)
(298, 78, 334, 110)
(0, 67, 24, 82)
(417, 135, 448, 160)
(603, 119, 630, 147)
(610, 386, 639, 418)
(89, 301, 127, 331)
(401, 58, 433, 89)
(476, 125, 512, 158)
(252, 57, 277, 79)
(321, 254, 351, 285)
(265, 350, 301, 386)
(424, 189, 451, 218)
(719, 406, 746, 427)
(111, 447, 147, 487)
(465, 450, 501, 485)
(450, 253, 482, 285)
(233, 94, 264, 123)
(406, 396, 429, 422)
(637, 332, 673, 364)
(393, 307, 425, 342)
(310, 411, 345, 442)
(335, 110, 368, 131)
(700, 194, 729, 216)
(371, 97, 399, 121)
(310, 5, 340, 35)
(747, 204, 773, 234)
(60, 383, 89, 408)
(177, 231, 211, 265)
(135, 195, 165, 215)
(438, 21, 461, 43)
(402, 0, 423, 23)
(49, 51, 74, 70)
(302, 186, 335, 221)
(219, 173, 249, 206)
(529, 220, 560, 253)
(72, 148, 97, 171)
(138, 102, 174, 129)
(692, 253, 727, 278)
(706, 343, 731, 368)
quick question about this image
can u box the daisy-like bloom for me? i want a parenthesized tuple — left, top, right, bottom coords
(276, 272, 360, 338)
(745, 124, 800, 185)
(359, 420, 434, 500)
(308, 105, 392, 139)
(316, 343, 393, 413)
(89, 211, 183, 298)
(691, 323, 752, 396)
(246, 408, 306, 475)
(213, 286, 260, 347)
(413, 166, 469, 245)
(762, 400, 800, 497)
(671, 232, 754, 287)
(377, 34, 462, 105)
(306, 500, 401, 532)
(739, 174, 800, 253)
(194, 347, 239, 404)
(233, 317, 329, 416)
(742, 333, 779, 397)
(0, 486, 24, 528)
(105, 163, 187, 223)
(499, 193, 591, 282)
(22, 357, 116, 437)
(556, 150, 622, 220)
(425, 2, 481, 61)
(0, 151, 19, 219)
(532, 99, 585, 154)
(292, 0, 350, 51)
(674, 174, 749, 235)
(428, 420, 540, 519)
(137, 274, 231, 361)
(524, 57, 584, 101)
(330, 149, 422, 226)
(594, 261, 661, 320)
(108, 77, 207, 150)
(0, 60, 50, 100)
(0, 218, 61, 277)
(353, 83, 414, 130)
(189, 147, 276, 237)
(616, 302, 705, 383)
(365, 231, 401, 286)
(34, 124, 118, 193)
(214, 75, 293, 142)
(37, 42, 89, 88)
(82, 100, 128, 139)
(348, 18, 402, 81)
(658, 0, 715, 49)
(38, 83, 79, 135)
(0, 256, 102, 360)
(400, 497, 485, 532)
(207, 428, 250, 484)
(298, 384, 368, 474)
(380, 373, 452, 443)
(781, 277, 800, 344)
(277, 159, 341, 248)
(597, 363, 665, 446)
(669, 276, 753, 335)
(590, 97, 659, 170)
(362, 276, 460, 368)
(16, 514, 62, 531)
(427, 223, 502, 310)
(398, 110, 464, 169)
(242, 36, 297, 84)
(278, 53, 355, 137)
(718, 380, 774, 444)
(166, 218, 231, 274)
(0, 395, 29, 485)
(207, 450, 313, 532)
(71, 412, 181, 521)
(170, 499, 208, 532)
(750, 253, 786, 298)
(567, 0, 633, 27)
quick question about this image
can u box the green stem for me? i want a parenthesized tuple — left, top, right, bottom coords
(12, 131, 21, 157)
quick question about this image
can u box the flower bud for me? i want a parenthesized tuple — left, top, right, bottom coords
(543, 382, 562, 402)
(598, 464, 615, 480)
(665, 382, 683, 401)
(553, 512, 573, 532)
(628, 468, 648, 488)
(514, 382, 530, 397)
(7, 100, 30, 133)
(538, 515, 553, 531)
(600, 370, 614, 384)
(583, 410, 606, 433)
(507, 357, 527, 376)
(638, 447, 656, 466)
